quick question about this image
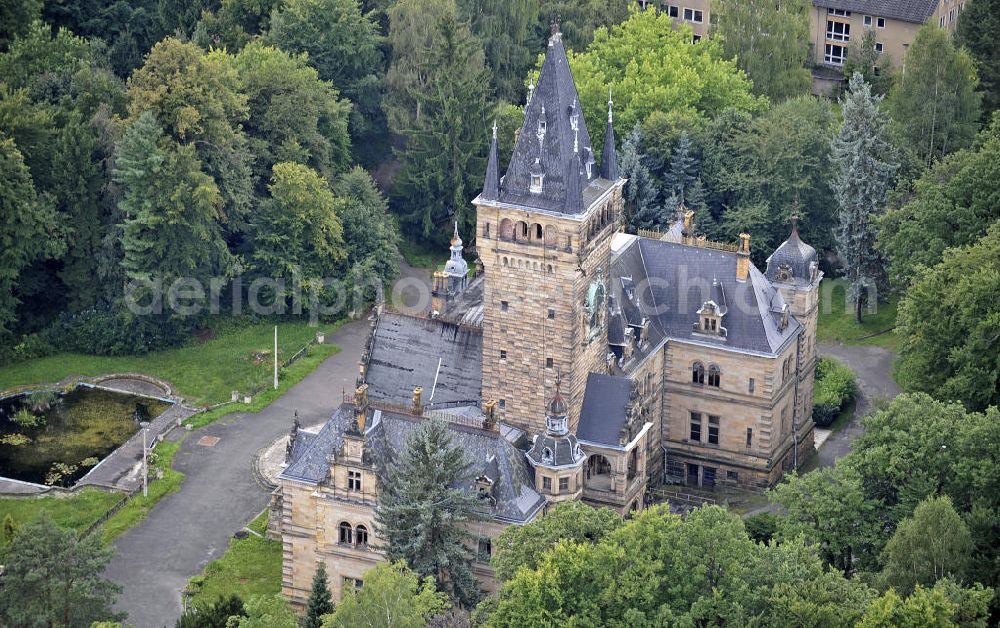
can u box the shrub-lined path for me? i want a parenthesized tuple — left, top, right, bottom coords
(103, 319, 370, 627)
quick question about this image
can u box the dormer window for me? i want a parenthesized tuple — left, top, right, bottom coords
(696, 300, 726, 337)
(776, 265, 793, 282)
(541, 447, 553, 464)
(530, 174, 543, 193)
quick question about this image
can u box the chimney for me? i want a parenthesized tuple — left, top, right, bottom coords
(412, 387, 423, 416)
(736, 233, 751, 282)
(354, 384, 369, 431)
(483, 399, 498, 431)
(683, 210, 695, 245)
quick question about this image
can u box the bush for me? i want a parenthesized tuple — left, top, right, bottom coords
(42, 309, 193, 357)
(813, 356, 857, 427)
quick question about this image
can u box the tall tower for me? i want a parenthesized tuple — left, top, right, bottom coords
(765, 216, 822, 428)
(473, 27, 625, 435)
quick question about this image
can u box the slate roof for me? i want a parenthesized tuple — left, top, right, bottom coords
(813, 0, 938, 23)
(578, 373, 633, 447)
(611, 238, 800, 355)
(496, 31, 601, 214)
(365, 312, 482, 407)
(526, 431, 584, 467)
(765, 223, 819, 287)
(281, 406, 546, 524)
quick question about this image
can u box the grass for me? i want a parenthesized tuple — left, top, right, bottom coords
(398, 236, 443, 270)
(0, 320, 339, 406)
(187, 511, 282, 608)
(184, 342, 340, 429)
(100, 438, 185, 543)
(0, 438, 186, 546)
(817, 279, 901, 351)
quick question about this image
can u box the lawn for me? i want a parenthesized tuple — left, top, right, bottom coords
(816, 279, 901, 351)
(187, 511, 283, 608)
(0, 320, 339, 405)
(398, 236, 443, 271)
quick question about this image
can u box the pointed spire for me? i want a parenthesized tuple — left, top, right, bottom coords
(481, 119, 501, 201)
(600, 86, 619, 180)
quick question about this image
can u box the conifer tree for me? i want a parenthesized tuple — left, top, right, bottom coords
(304, 563, 333, 628)
(374, 418, 484, 607)
(830, 73, 898, 323)
(665, 131, 698, 206)
(619, 124, 661, 231)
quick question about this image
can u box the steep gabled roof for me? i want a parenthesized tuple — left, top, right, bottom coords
(813, 0, 938, 24)
(498, 31, 597, 214)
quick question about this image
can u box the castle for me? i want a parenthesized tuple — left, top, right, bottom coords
(277, 28, 820, 606)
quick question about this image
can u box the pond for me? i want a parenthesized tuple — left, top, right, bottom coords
(0, 387, 170, 486)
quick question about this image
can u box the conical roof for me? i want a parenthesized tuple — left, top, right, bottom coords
(481, 121, 500, 201)
(765, 218, 818, 285)
(497, 29, 595, 214)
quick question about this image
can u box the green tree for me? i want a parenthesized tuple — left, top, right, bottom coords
(534, 0, 626, 54)
(665, 131, 698, 206)
(568, 6, 766, 161)
(374, 418, 485, 606)
(0, 0, 41, 51)
(176, 593, 246, 627)
(127, 39, 252, 232)
(334, 167, 400, 295)
(491, 501, 622, 583)
(267, 0, 386, 165)
(386, 0, 491, 243)
(0, 513, 124, 627)
(894, 226, 1000, 411)
(115, 112, 232, 289)
(769, 465, 883, 576)
(231, 42, 352, 190)
(322, 561, 450, 628)
(879, 115, 1000, 289)
(831, 73, 898, 323)
(194, 0, 281, 51)
(619, 123, 661, 231)
(882, 495, 973, 595)
(0, 137, 58, 337)
(956, 0, 1000, 118)
(251, 162, 346, 308)
(458, 0, 538, 102)
(304, 563, 333, 628)
(888, 25, 981, 166)
(0, 20, 94, 90)
(227, 594, 297, 628)
(845, 29, 894, 96)
(713, 0, 811, 103)
(858, 580, 994, 628)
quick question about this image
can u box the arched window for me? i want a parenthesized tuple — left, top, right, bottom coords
(544, 224, 558, 246)
(355, 525, 369, 548)
(502, 257, 508, 267)
(708, 365, 721, 387)
(533, 223, 543, 241)
(499, 218, 514, 240)
(541, 447, 553, 464)
(483, 222, 491, 239)
(692, 362, 705, 385)
(338, 521, 353, 545)
(516, 221, 529, 241)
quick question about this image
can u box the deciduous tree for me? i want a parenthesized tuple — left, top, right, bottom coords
(882, 495, 973, 595)
(956, 0, 1000, 118)
(322, 561, 450, 628)
(713, 0, 812, 103)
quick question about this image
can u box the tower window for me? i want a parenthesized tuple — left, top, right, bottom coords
(748, 378, 755, 393)
(546, 357, 554, 368)
(559, 477, 569, 491)
(542, 476, 551, 490)
(692, 362, 705, 385)
(499, 399, 505, 409)
(500, 350, 507, 360)
(547, 308, 555, 319)
(355, 525, 369, 547)
(746, 427, 753, 449)
(339, 522, 353, 544)
(348, 469, 362, 492)
(708, 365, 721, 387)
(500, 300, 509, 312)
(530, 175, 543, 194)
(535, 224, 543, 240)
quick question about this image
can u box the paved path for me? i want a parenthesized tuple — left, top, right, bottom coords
(104, 319, 371, 628)
(814, 342, 901, 468)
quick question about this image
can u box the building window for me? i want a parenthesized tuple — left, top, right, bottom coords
(546, 357, 554, 369)
(483, 222, 490, 239)
(339, 521, 353, 545)
(500, 300, 509, 312)
(746, 427, 753, 449)
(689, 412, 702, 442)
(708, 415, 720, 445)
(683, 8, 703, 23)
(827, 8, 850, 16)
(826, 20, 850, 42)
(707, 365, 721, 388)
(703, 466, 716, 488)
(355, 525, 369, 548)
(499, 399, 505, 409)
(877, 17, 885, 28)
(727, 470, 739, 482)
(668, 5, 679, 18)
(863, 15, 872, 26)
(692, 362, 705, 385)
(478, 537, 492, 562)
(499, 350, 507, 360)
(343, 576, 363, 590)
(559, 477, 569, 491)
(348, 469, 362, 492)
(547, 308, 555, 319)
(542, 476, 551, 491)
(748, 378, 755, 394)
(875, 42, 884, 52)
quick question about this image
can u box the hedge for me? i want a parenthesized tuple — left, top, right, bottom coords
(812, 356, 857, 427)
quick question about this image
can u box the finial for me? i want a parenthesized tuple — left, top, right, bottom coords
(491, 119, 497, 140)
(550, 15, 560, 37)
(454, 220, 459, 238)
(527, 79, 534, 105)
(608, 86, 614, 124)
(791, 214, 800, 235)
